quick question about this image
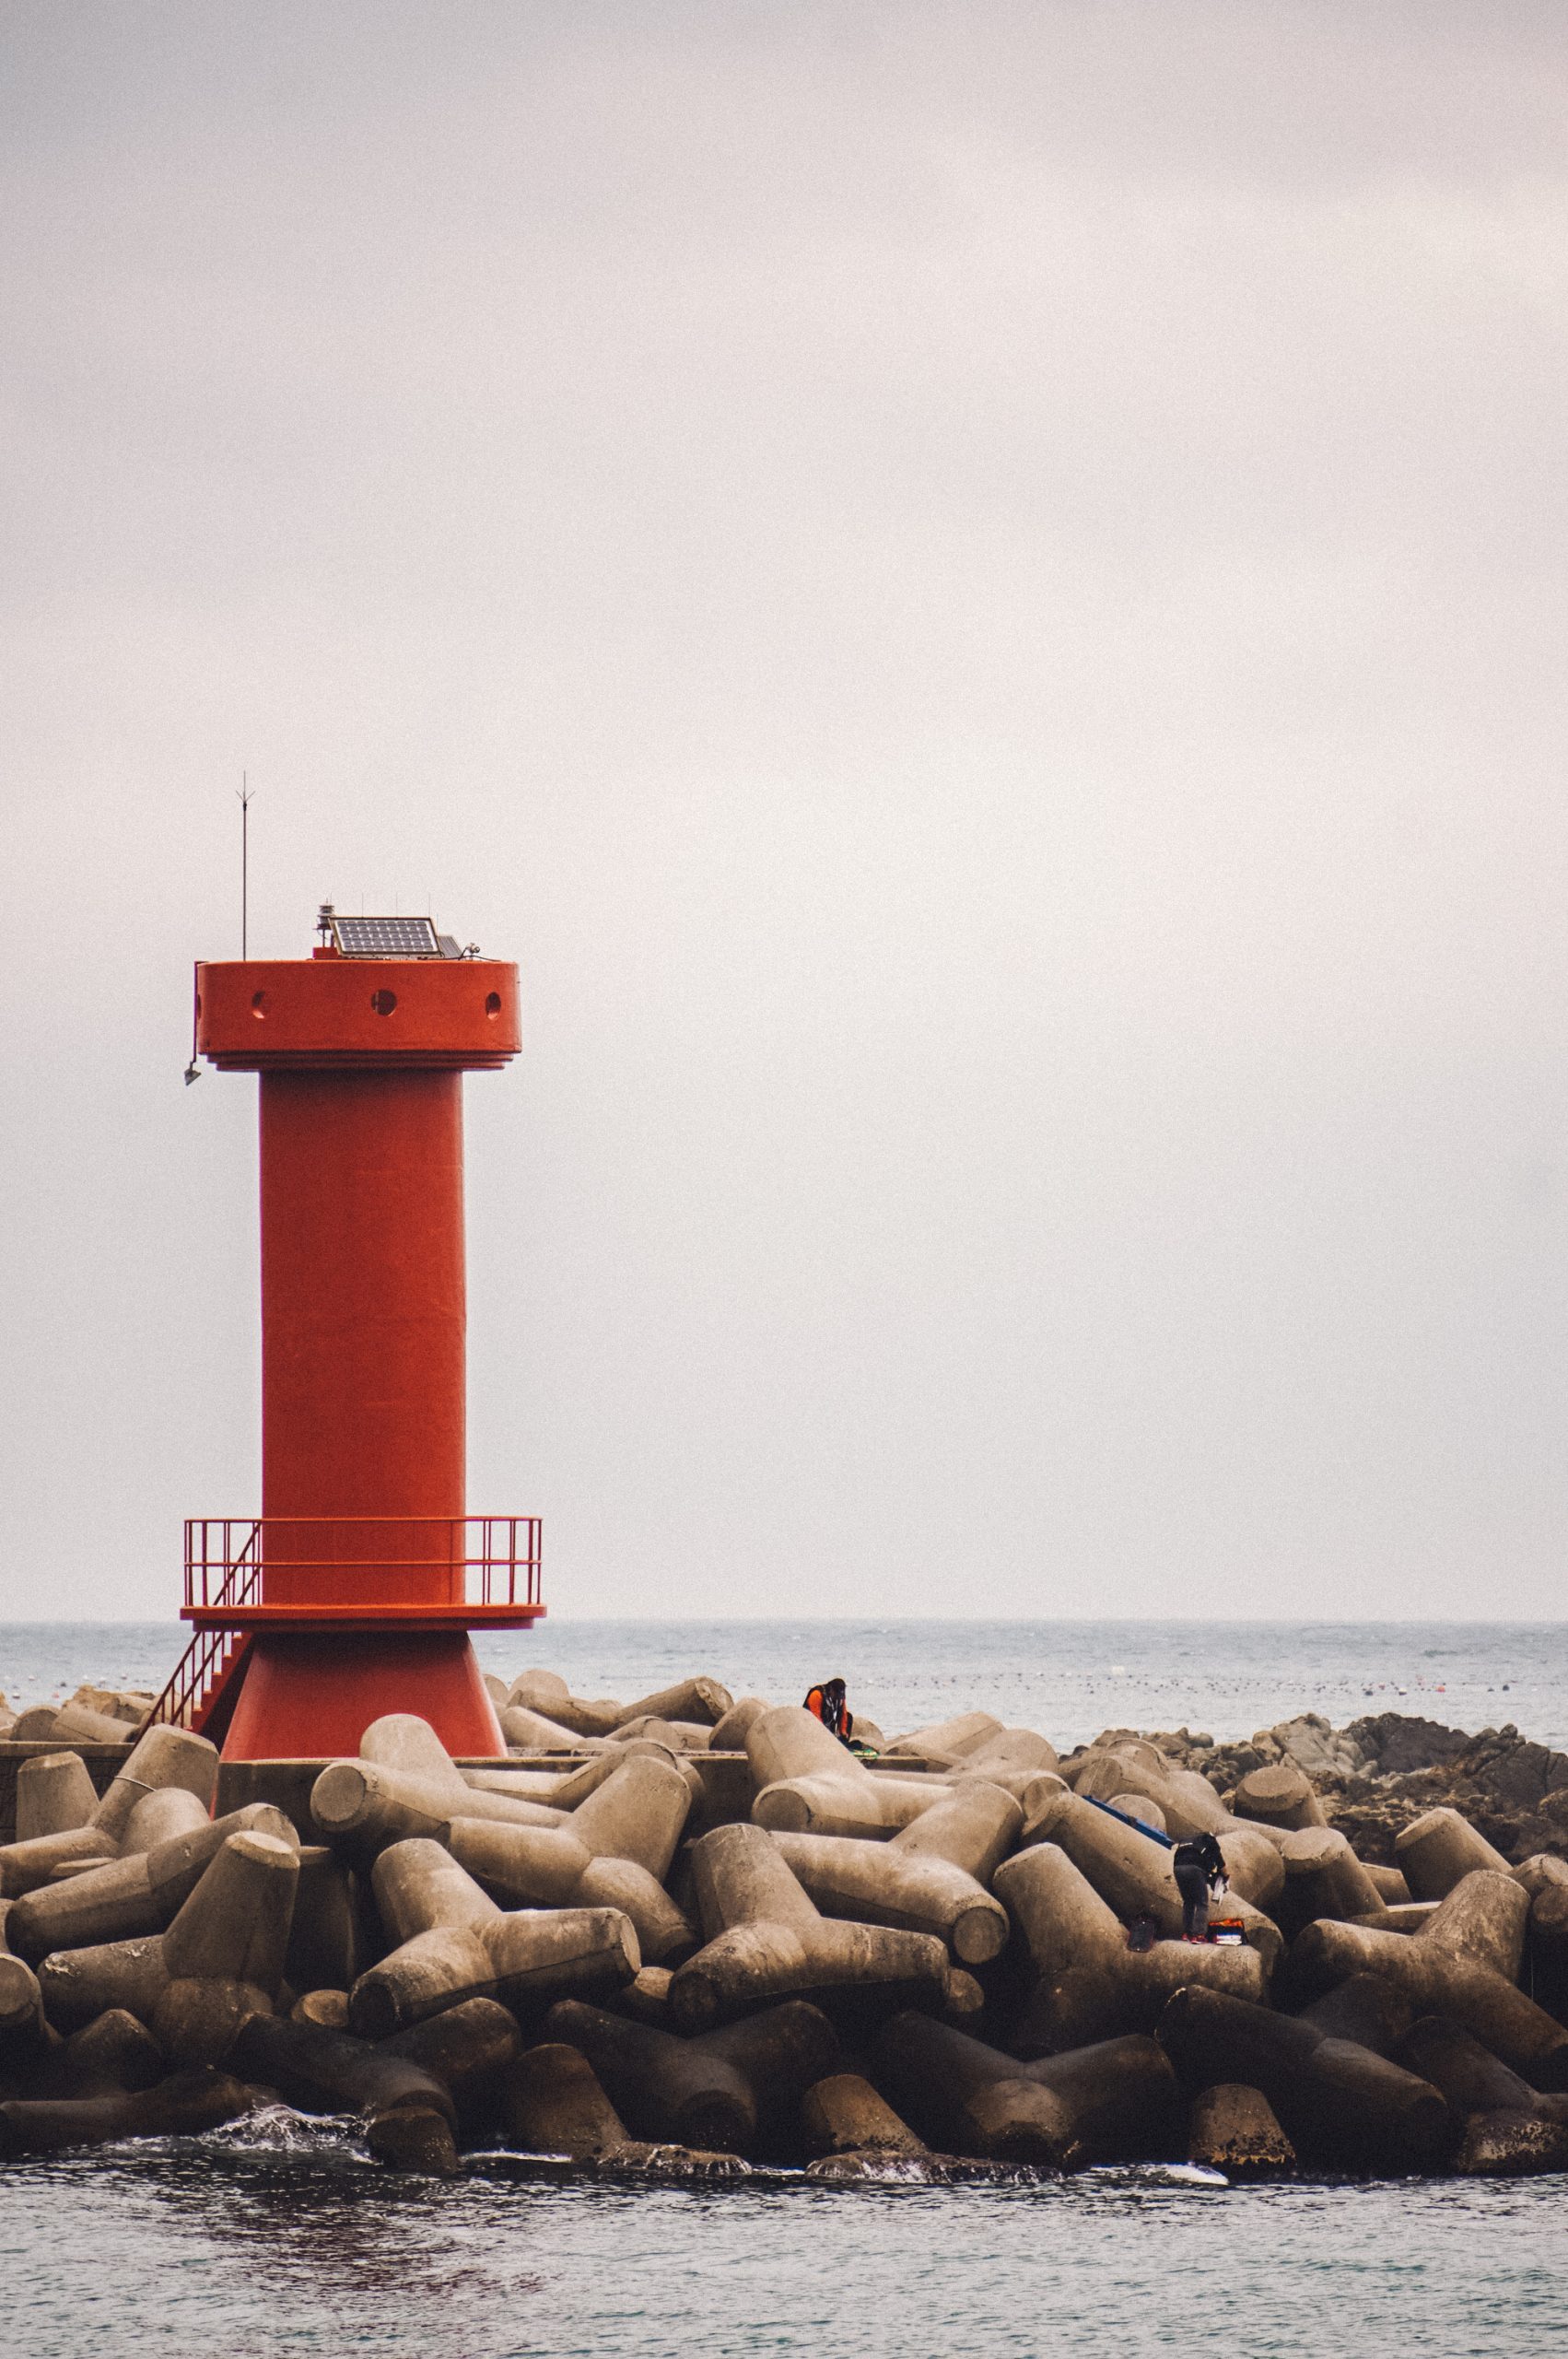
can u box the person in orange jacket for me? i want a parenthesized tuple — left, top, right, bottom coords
(803, 1676, 855, 1745)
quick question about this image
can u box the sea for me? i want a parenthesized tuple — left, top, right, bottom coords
(4, 1616, 1566, 2358)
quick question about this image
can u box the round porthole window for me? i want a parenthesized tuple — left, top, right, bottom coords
(371, 989, 397, 1016)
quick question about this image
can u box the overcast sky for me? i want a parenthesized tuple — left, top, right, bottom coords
(2, 3, 1565, 1624)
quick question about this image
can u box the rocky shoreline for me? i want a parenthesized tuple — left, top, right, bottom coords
(1134, 1709, 1568, 1867)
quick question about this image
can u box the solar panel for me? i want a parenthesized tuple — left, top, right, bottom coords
(331, 915, 442, 958)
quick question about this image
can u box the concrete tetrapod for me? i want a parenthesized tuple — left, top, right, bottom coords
(16, 1753, 99, 1843)
(767, 1831, 1009, 1965)
(882, 1713, 1004, 1764)
(992, 1841, 1123, 1981)
(380, 1995, 523, 2140)
(1395, 2015, 1568, 2177)
(708, 1696, 771, 1752)
(958, 1731, 1060, 1781)
(1020, 1788, 1183, 1928)
(310, 1759, 567, 1850)
(0, 1908, 48, 2078)
(362, 1713, 584, 1813)
(693, 2001, 845, 2159)
(1076, 1735, 1167, 1778)
(122, 1789, 213, 1853)
(502, 2040, 633, 2159)
(12, 2007, 164, 2100)
(154, 1830, 299, 1989)
(802, 2071, 931, 2161)
(34, 1937, 170, 2032)
(498, 1704, 603, 1754)
(747, 1708, 945, 1840)
(617, 1966, 674, 2025)
(1288, 1871, 1568, 2088)
(1274, 1828, 1384, 1934)
(889, 1778, 1022, 1880)
(153, 1978, 275, 2067)
(293, 1989, 351, 2030)
(0, 2068, 252, 2159)
(33, 1826, 302, 2034)
(872, 2012, 1181, 2168)
(571, 1857, 696, 1967)
(449, 1755, 696, 1965)
(670, 1823, 952, 2030)
(519, 1691, 625, 1741)
(135, 1829, 301, 2065)
(0, 1725, 223, 1898)
(541, 2000, 755, 2152)
(89, 1726, 219, 1848)
(1349, 1904, 1440, 1935)
(50, 1704, 140, 1744)
(0, 1825, 112, 1897)
(1071, 1748, 1235, 1840)
(1230, 1766, 1328, 1833)
(1395, 1809, 1514, 1902)
(359, 1713, 474, 1780)
(1297, 1972, 1414, 2057)
(444, 1817, 593, 1906)
(349, 1838, 638, 2036)
(505, 1669, 573, 1716)
(1523, 1874, 1568, 2020)
(567, 1754, 692, 1881)
(612, 1679, 733, 1731)
(1188, 2084, 1296, 2179)
(997, 1844, 1269, 2053)
(462, 1765, 587, 1804)
(1156, 1986, 1453, 2174)
(9, 1806, 298, 1965)
(1108, 1793, 1166, 1835)
(287, 1846, 368, 1997)
(967, 1768, 1069, 1811)
(230, 2010, 461, 2175)
(539, 1995, 838, 2159)
(609, 1716, 713, 1751)
(1420, 1871, 1530, 1978)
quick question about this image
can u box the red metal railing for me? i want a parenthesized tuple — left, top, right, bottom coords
(143, 1523, 264, 1731)
(182, 1516, 543, 1612)
(142, 1515, 544, 1734)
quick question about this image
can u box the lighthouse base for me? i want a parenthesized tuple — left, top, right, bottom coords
(216, 1628, 506, 1760)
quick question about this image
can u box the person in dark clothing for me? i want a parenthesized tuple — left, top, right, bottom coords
(804, 1677, 854, 1745)
(1172, 1831, 1227, 1941)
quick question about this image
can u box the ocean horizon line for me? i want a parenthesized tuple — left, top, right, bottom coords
(4, 1612, 1567, 1631)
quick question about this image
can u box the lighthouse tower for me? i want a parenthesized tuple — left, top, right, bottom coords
(150, 910, 544, 1760)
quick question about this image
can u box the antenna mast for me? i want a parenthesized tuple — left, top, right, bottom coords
(239, 774, 254, 957)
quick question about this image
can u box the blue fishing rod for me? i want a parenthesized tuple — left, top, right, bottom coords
(1083, 1792, 1176, 1848)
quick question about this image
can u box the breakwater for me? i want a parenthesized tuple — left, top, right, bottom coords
(4, 1657, 1568, 2189)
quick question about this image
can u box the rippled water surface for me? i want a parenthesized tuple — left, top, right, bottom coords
(4, 2125, 1566, 2358)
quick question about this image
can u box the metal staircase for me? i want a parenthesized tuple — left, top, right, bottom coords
(139, 1525, 263, 1738)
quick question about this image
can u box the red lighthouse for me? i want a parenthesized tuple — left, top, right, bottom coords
(148, 911, 544, 1760)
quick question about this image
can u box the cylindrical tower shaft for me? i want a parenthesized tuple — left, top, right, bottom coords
(260, 1068, 466, 1605)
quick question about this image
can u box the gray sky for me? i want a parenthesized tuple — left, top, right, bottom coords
(3, 2, 1566, 1624)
